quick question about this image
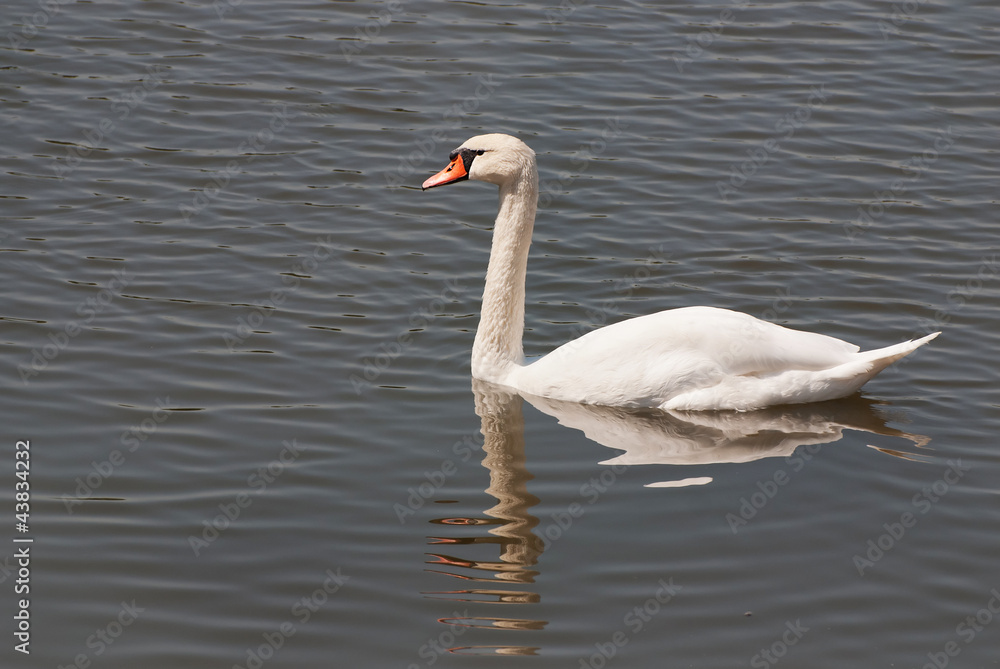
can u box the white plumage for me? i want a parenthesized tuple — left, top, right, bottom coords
(422, 133, 938, 411)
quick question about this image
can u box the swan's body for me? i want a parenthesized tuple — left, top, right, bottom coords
(422, 133, 938, 411)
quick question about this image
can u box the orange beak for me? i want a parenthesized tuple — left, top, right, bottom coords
(422, 156, 468, 190)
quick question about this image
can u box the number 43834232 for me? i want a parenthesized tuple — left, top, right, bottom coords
(15, 440, 29, 524)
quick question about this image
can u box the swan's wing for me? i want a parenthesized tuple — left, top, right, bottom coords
(514, 306, 860, 406)
(631, 305, 860, 374)
(541, 305, 859, 374)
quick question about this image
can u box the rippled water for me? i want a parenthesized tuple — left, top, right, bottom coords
(3, 1, 999, 667)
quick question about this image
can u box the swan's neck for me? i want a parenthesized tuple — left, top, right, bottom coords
(472, 163, 538, 383)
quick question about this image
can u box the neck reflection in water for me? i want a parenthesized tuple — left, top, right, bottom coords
(423, 382, 544, 657)
(420, 381, 930, 657)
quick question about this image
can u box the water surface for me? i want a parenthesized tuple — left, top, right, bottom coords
(2, 1, 999, 667)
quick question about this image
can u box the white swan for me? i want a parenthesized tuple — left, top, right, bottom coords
(422, 133, 938, 411)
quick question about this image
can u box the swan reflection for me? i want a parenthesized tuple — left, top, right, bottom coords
(421, 380, 929, 654)
(519, 388, 931, 485)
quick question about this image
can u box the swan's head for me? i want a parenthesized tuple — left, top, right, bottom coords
(422, 134, 535, 190)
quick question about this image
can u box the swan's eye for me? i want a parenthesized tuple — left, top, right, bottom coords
(455, 147, 487, 173)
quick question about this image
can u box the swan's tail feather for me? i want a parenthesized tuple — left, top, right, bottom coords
(822, 331, 939, 397)
(857, 331, 940, 370)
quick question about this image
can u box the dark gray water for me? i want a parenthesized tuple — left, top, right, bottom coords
(2, 1, 999, 667)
